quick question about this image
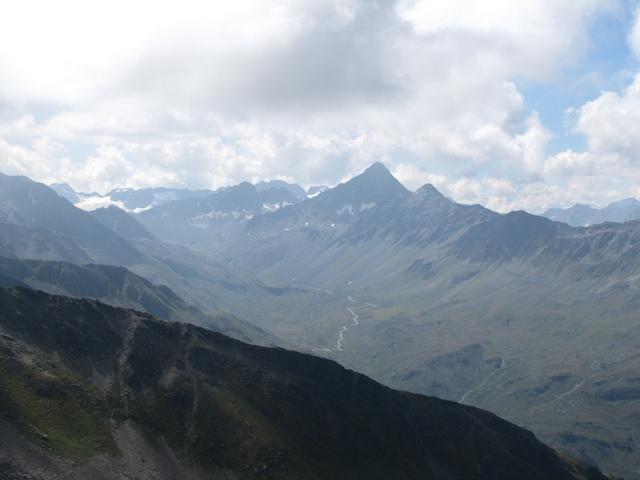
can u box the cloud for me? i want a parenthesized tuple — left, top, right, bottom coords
(543, 150, 595, 177)
(575, 73, 640, 162)
(0, 0, 622, 209)
(392, 163, 447, 191)
(398, 0, 614, 80)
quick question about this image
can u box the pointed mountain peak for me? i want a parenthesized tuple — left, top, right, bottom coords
(310, 163, 409, 214)
(50, 182, 79, 203)
(362, 161, 390, 174)
(414, 183, 451, 208)
(350, 162, 407, 190)
(357, 162, 402, 186)
(416, 183, 445, 198)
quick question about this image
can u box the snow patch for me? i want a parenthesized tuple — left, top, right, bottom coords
(336, 204, 354, 216)
(75, 195, 126, 211)
(262, 202, 292, 212)
(191, 209, 254, 222)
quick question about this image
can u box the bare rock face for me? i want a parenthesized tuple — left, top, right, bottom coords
(0, 287, 610, 480)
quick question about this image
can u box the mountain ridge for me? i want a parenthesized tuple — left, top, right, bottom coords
(0, 287, 610, 480)
(0, 256, 281, 347)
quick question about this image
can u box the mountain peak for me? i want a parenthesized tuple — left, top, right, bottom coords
(413, 183, 452, 210)
(50, 182, 80, 203)
(362, 161, 390, 174)
(609, 197, 640, 208)
(302, 163, 409, 219)
(416, 183, 445, 198)
(316, 162, 409, 208)
(358, 162, 403, 185)
(254, 179, 306, 200)
(352, 162, 406, 190)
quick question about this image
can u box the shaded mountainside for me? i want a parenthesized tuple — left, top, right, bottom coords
(0, 257, 282, 348)
(0, 173, 142, 265)
(0, 287, 609, 480)
(0, 222, 92, 264)
(89, 206, 156, 241)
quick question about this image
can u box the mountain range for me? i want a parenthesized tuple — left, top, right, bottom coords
(52, 179, 310, 214)
(132, 163, 640, 478)
(139, 182, 302, 246)
(0, 287, 609, 480)
(542, 198, 640, 226)
(2, 173, 322, 333)
(1, 164, 639, 477)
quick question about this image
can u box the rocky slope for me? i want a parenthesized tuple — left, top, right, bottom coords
(0, 287, 609, 480)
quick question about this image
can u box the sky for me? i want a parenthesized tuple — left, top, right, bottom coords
(1, 0, 640, 213)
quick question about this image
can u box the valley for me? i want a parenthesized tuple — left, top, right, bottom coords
(0, 166, 639, 477)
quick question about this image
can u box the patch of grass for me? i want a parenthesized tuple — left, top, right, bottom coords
(0, 362, 116, 461)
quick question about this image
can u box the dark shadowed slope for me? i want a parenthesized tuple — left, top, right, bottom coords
(0, 223, 92, 264)
(0, 287, 609, 480)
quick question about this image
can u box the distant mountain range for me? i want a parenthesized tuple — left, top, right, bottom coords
(53, 175, 640, 229)
(542, 198, 640, 226)
(0, 287, 608, 480)
(50, 183, 214, 212)
(138, 181, 302, 246)
(51, 178, 311, 213)
(2, 165, 639, 477)
(1, 173, 325, 340)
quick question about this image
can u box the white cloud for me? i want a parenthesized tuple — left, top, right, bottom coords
(543, 150, 594, 177)
(398, 0, 613, 80)
(392, 163, 447, 191)
(575, 73, 640, 163)
(0, 0, 622, 210)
